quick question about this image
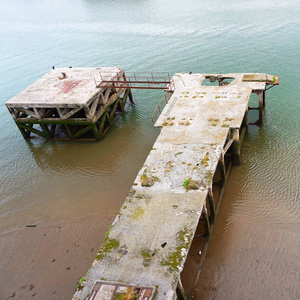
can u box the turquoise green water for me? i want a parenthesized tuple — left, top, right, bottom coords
(0, 0, 299, 299)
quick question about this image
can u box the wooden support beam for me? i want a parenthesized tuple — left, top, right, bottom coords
(105, 108, 111, 125)
(43, 108, 57, 118)
(207, 188, 215, 224)
(64, 124, 73, 139)
(91, 124, 101, 141)
(128, 89, 134, 104)
(255, 90, 264, 125)
(40, 124, 51, 139)
(33, 108, 41, 120)
(176, 278, 187, 300)
(219, 152, 227, 187)
(50, 124, 57, 137)
(223, 139, 234, 155)
(109, 100, 119, 121)
(16, 123, 30, 139)
(121, 89, 130, 110)
(98, 113, 107, 137)
(202, 204, 211, 242)
(116, 97, 124, 112)
(231, 128, 241, 165)
(18, 124, 47, 138)
(16, 119, 93, 125)
(240, 126, 247, 148)
(242, 107, 249, 134)
(73, 125, 92, 139)
(63, 107, 82, 120)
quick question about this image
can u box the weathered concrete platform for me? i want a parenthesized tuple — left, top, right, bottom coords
(6, 67, 133, 140)
(72, 73, 278, 300)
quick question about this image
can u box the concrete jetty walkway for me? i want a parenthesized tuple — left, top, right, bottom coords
(73, 72, 278, 300)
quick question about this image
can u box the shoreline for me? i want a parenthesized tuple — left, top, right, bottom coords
(0, 212, 116, 300)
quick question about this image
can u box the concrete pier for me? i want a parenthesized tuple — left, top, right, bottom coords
(72, 73, 278, 300)
(6, 67, 133, 140)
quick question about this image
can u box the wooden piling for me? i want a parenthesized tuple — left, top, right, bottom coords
(258, 90, 264, 125)
(202, 204, 211, 242)
(219, 152, 227, 187)
(176, 278, 187, 300)
(242, 107, 249, 134)
(207, 188, 215, 224)
(231, 128, 241, 165)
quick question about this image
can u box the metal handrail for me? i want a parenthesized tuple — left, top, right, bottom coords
(95, 71, 172, 90)
(151, 92, 171, 122)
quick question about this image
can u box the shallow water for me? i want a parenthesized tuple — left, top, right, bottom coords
(0, 0, 299, 299)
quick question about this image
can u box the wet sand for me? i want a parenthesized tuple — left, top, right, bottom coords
(0, 212, 118, 300)
(193, 150, 300, 299)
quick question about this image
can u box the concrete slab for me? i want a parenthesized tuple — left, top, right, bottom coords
(155, 87, 251, 131)
(6, 67, 123, 108)
(74, 189, 207, 300)
(134, 142, 222, 192)
(171, 72, 267, 91)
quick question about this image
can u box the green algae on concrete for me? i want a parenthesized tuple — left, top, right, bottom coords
(95, 237, 120, 261)
(130, 207, 145, 220)
(141, 249, 158, 267)
(161, 228, 192, 273)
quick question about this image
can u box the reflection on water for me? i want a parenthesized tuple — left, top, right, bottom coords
(0, 0, 299, 299)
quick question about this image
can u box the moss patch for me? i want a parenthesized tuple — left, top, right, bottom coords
(141, 248, 157, 267)
(131, 207, 145, 220)
(161, 228, 192, 273)
(76, 277, 85, 291)
(201, 152, 209, 166)
(183, 179, 190, 189)
(175, 152, 183, 156)
(185, 179, 204, 190)
(95, 237, 120, 261)
(140, 174, 155, 187)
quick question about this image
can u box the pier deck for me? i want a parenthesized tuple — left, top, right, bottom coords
(6, 67, 134, 140)
(73, 73, 278, 300)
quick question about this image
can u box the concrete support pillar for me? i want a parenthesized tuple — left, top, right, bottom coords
(232, 128, 241, 166)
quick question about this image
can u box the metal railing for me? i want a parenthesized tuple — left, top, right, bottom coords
(151, 91, 172, 122)
(95, 71, 174, 90)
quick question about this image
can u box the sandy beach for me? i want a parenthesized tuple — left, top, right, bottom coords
(0, 212, 117, 300)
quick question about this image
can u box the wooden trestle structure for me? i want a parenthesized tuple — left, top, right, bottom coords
(5, 68, 137, 141)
